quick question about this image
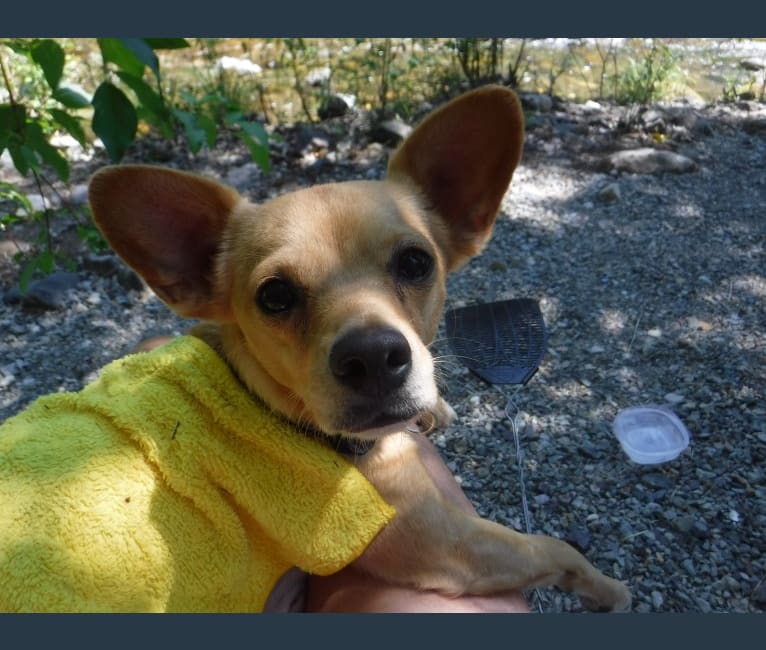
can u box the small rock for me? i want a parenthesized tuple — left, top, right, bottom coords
(67, 183, 89, 206)
(682, 558, 696, 575)
(647, 328, 663, 338)
(618, 520, 634, 538)
(651, 590, 664, 609)
(608, 148, 697, 175)
(225, 163, 262, 191)
(370, 118, 412, 145)
(691, 520, 710, 539)
(673, 514, 695, 534)
(564, 524, 592, 552)
(752, 580, 766, 606)
(318, 94, 352, 120)
(588, 344, 605, 353)
(642, 108, 666, 132)
(642, 473, 673, 489)
(534, 494, 551, 506)
(215, 56, 262, 75)
(664, 392, 685, 404)
(520, 92, 553, 113)
(597, 182, 621, 203)
(578, 441, 603, 460)
(81, 253, 120, 276)
(694, 596, 712, 613)
(305, 66, 331, 86)
(0, 369, 15, 388)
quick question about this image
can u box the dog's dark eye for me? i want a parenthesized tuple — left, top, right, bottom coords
(256, 278, 297, 315)
(395, 247, 434, 284)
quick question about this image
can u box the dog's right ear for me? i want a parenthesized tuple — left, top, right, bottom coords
(88, 165, 239, 320)
(387, 86, 524, 270)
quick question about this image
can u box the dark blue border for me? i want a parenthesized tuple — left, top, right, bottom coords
(4, 0, 765, 36)
(2, 613, 762, 649)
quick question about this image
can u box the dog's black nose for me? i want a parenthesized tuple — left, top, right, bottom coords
(329, 327, 412, 397)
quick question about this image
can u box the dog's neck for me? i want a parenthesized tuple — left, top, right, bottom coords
(316, 433, 376, 457)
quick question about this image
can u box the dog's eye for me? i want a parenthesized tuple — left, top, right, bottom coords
(395, 247, 434, 284)
(256, 278, 297, 315)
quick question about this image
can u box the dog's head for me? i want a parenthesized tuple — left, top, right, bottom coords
(89, 86, 524, 438)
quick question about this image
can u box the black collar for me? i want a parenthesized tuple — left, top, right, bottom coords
(318, 433, 376, 457)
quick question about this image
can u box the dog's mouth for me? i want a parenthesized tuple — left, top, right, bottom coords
(333, 399, 425, 438)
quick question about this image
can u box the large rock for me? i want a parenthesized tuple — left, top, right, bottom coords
(21, 271, 80, 309)
(608, 148, 697, 174)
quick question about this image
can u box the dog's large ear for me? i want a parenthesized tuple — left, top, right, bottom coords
(88, 165, 239, 320)
(387, 86, 524, 269)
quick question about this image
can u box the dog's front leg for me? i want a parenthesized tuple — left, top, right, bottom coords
(354, 433, 631, 612)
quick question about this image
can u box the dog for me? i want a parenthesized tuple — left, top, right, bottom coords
(1, 86, 630, 612)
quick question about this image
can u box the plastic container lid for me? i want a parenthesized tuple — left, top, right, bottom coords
(613, 406, 690, 464)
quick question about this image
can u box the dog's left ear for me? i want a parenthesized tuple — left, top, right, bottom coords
(387, 86, 524, 269)
(88, 165, 239, 320)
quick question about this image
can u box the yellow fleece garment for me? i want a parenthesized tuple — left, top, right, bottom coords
(0, 336, 395, 612)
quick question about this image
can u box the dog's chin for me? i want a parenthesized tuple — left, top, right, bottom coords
(327, 404, 429, 440)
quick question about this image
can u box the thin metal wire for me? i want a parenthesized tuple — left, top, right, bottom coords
(495, 383, 547, 614)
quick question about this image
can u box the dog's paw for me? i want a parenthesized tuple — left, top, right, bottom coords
(580, 578, 632, 613)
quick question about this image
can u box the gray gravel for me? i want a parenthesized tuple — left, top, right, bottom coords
(1, 94, 764, 613)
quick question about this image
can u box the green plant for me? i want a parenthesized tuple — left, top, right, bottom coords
(0, 38, 270, 292)
(593, 39, 620, 99)
(282, 38, 317, 122)
(452, 38, 506, 87)
(616, 40, 677, 105)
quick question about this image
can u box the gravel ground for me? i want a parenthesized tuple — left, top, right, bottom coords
(1, 93, 764, 613)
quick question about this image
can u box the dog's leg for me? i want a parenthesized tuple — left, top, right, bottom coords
(355, 433, 631, 612)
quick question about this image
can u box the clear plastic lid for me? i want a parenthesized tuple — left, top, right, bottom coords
(613, 406, 691, 464)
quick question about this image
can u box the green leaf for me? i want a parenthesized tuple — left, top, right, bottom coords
(19, 256, 39, 294)
(91, 82, 138, 162)
(31, 39, 65, 90)
(117, 39, 160, 80)
(236, 130, 270, 173)
(173, 108, 208, 153)
(143, 38, 189, 50)
(37, 250, 56, 273)
(195, 113, 217, 148)
(116, 72, 166, 118)
(53, 85, 90, 109)
(98, 38, 145, 77)
(50, 109, 87, 147)
(117, 72, 175, 138)
(0, 103, 26, 133)
(239, 120, 269, 147)
(24, 121, 69, 182)
(0, 181, 33, 216)
(8, 143, 38, 176)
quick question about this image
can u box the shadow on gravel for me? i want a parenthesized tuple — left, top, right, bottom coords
(434, 107, 764, 612)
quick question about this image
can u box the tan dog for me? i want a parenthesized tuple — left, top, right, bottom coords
(88, 86, 631, 612)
